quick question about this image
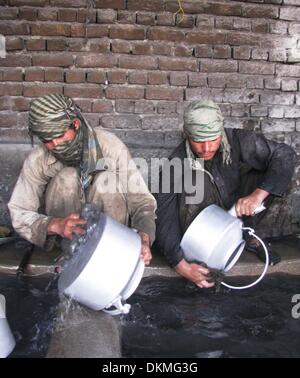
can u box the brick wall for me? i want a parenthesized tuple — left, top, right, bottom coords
(0, 0, 300, 223)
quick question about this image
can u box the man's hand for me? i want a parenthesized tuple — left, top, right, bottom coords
(175, 259, 215, 289)
(235, 188, 269, 217)
(138, 231, 152, 266)
(47, 213, 87, 240)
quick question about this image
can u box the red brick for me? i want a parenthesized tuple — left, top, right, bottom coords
(6, 37, 24, 51)
(86, 25, 108, 38)
(223, 89, 259, 104)
(146, 87, 183, 101)
(77, 9, 96, 23)
(127, 0, 164, 11)
(260, 93, 294, 105)
(68, 39, 86, 52)
(31, 23, 71, 37)
(213, 45, 231, 59)
(173, 45, 194, 57)
(131, 42, 152, 55)
(111, 40, 131, 54)
(227, 32, 274, 48)
(239, 61, 275, 75)
(19, 7, 37, 21)
(65, 70, 86, 83)
(156, 13, 174, 26)
(148, 72, 168, 85)
(142, 115, 180, 130)
(12, 97, 31, 111)
(0, 7, 18, 19)
(2, 69, 23, 81)
(201, 60, 238, 73)
(117, 10, 136, 24)
(246, 76, 264, 89)
(0, 113, 18, 128)
(115, 99, 135, 113)
(176, 14, 195, 28)
(270, 20, 288, 34)
(110, 25, 145, 40)
(9, 0, 46, 6)
(135, 100, 155, 114)
(119, 55, 157, 70)
(33, 54, 73, 67)
(47, 39, 67, 51)
(87, 70, 107, 84)
(148, 27, 185, 42)
(152, 42, 172, 56)
(58, 9, 77, 22)
(0, 21, 29, 35)
(0, 55, 31, 67)
(38, 8, 57, 21)
(197, 15, 215, 28)
(188, 73, 207, 87)
(195, 45, 213, 58)
(186, 87, 223, 103)
(97, 9, 116, 23)
(282, 79, 298, 91)
(242, 4, 279, 19)
(45, 68, 64, 82)
(92, 100, 113, 113)
(64, 85, 103, 99)
(25, 68, 44, 81)
(233, 46, 251, 60)
(26, 38, 45, 51)
(76, 54, 117, 68)
(276, 64, 300, 77)
(107, 70, 127, 84)
(251, 20, 269, 33)
(106, 86, 144, 100)
(208, 74, 226, 88)
(186, 32, 225, 45)
(279, 7, 300, 21)
(23, 84, 63, 97)
(94, 0, 126, 9)
(233, 18, 251, 32)
(71, 24, 86, 37)
(0, 97, 11, 111)
(169, 72, 187, 86)
(225, 74, 246, 89)
(156, 101, 176, 114)
(269, 49, 287, 62)
(264, 77, 281, 90)
(159, 57, 197, 72)
(70, 99, 90, 112)
(137, 12, 155, 25)
(50, 0, 87, 6)
(128, 72, 147, 85)
(88, 39, 110, 53)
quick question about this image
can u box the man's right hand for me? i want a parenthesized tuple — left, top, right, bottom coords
(175, 259, 215, 289)
(47, 213, 87, 240)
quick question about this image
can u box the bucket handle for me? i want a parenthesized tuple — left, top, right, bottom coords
(103, 296, 131, 316)
(220, 227, 269, 290)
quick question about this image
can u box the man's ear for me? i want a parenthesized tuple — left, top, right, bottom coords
(72, 118, 81, 130)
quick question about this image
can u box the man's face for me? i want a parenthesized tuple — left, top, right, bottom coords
(44, 119, 80, 151)
(188, 136, 222, 161)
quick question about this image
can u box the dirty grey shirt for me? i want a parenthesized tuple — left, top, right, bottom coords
(8, 129, 157, 247)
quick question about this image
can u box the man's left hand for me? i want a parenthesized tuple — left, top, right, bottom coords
(138, 231, 152, 266)
(235, 188, 269, 217)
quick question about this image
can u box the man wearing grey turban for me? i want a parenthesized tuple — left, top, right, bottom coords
(154, 99, 296, 288)
(8, 94, 157, 266)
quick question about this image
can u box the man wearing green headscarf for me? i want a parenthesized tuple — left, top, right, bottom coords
(8, 94, 157, 266)
(154, 99, 296, 288)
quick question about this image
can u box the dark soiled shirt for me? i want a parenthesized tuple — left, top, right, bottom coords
(154, 128, 297, 268)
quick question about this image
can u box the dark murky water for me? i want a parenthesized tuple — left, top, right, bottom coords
(0, 274, 59, 358)
(122, 274, 300, 358)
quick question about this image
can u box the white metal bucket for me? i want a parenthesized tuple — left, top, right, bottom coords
(58, 213, 144, 315)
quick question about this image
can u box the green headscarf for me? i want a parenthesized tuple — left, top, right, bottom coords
(183, 100, 231, 165)
(29, 93, 104, 189)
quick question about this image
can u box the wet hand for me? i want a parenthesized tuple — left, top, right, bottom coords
(48, 213, 87, 240)
(235, 188, 269, 217)
(138, 231, 152, 266)
(175, 260, 215, 289)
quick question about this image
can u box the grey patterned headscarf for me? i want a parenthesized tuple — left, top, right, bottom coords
(183, 100, 231, 165)
(29, 93, 104, 189)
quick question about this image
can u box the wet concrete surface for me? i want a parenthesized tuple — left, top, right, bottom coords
(0, 274, 59, 358)
(121, 274, 300, 358)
